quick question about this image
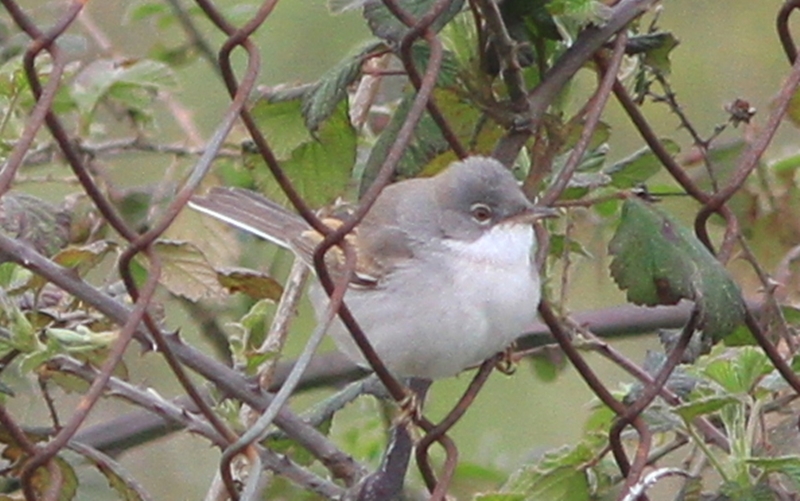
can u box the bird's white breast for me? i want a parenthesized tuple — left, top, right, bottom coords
(442, 223, 540, 355)
(320, 223, 541, 379)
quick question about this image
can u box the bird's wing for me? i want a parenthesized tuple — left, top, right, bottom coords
(190, 187, 309, 251)
(189, 187, 409, 287)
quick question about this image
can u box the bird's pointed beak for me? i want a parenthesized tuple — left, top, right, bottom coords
(504, 205, 560, 225)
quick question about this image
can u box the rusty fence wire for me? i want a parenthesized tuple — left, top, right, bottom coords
(1, 0, 800, 500)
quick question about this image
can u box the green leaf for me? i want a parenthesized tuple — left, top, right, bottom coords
(455, 462, 507, 486)
(722, 324, 757, 347)
(548, 0, 610, 27)
(67, 442, 149, 501)
(0, 193, 70, 258)
(747, 456, 800, 489)
(720, 481, 777, 501)
(0, 293, 38, 353)
(51, 241, 117, 277)
(474, 494, 525, 501)
(359, 87, 484, 195)
(280, 102, 356, 206)
(71, 59, 178, 122)
(30, 456, 78, 501)
(502, 440, 604, 500)
(302, 39, 385, 131)
(227, 299, 273, 371)
(608, 197, 745, 341)
(559, 172, 611, 200)
(550, 235, 591, 259)
(45, 326, 118, 353)
(96, 461, 147, 501)
(0, 262, 32, 290)
(217, 267, 283, 301)
(501, 0, 561, 42)
(603, 140, 679, 188)
(771, 151, 800, 173)
(563, 121, 611, 156)
(249, 97, 312, 160)
(639, 32, 680, 74)
(787, 86, 800, 129)
(148, 240, 225, 301)
(701, 346, 772, 394)
(528, 354, 561, 382)
(672, 395, 739, 422)
(247, 101, 356, 207)
(363, 0, 465, 43)
(410, 43, 460, 87)
(124, 1, 171, 22)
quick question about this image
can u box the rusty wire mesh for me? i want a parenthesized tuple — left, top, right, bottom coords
(2, 0, 800, 500)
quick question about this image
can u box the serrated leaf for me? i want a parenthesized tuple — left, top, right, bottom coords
(147, 240, 225, 301)
(720, 481, 777, 501)
(249, 98, 312, 160)
(702, 346, 772, 394)
(360, 87, 484, 195)
(563, 122, 611, 157)
(0, 193, 70, 258)
(217, 268, 282, 301)
(247, 101, 355, 207)
(503, 441, 603, 500)
(282, 102, 356, 206)
(77, 448, 149, 501)
(641, 32, 680, 75)
(363, 0, 465, 43)
(608, 197, 745, 341)
(548, 0, 610, 26)
(52, 241, 117, 276)
(603, 140, 678, 188)
(302, 39, 384, 131)
(747, 456, 800, 488)
(97, 465, 147, 501)
(721, 324, 757, 347)
(410, 43, 460, 87)
(672, 395, 739, 422)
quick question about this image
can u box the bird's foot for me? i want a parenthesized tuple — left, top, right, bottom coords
(495, 343, 518, 375)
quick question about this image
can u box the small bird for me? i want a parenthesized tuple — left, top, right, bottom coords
(190, 156, 553, 379)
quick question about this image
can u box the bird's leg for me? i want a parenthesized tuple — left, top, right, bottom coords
(394, 377, 431, 428)
(495, 342, 518, 375)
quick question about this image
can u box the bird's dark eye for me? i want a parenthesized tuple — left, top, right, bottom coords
(470, 203, 493, 224)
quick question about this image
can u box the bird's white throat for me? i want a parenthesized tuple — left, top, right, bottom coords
(443, 223, 535, 268)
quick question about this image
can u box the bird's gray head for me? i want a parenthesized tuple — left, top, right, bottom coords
(433, 156, 535, 242)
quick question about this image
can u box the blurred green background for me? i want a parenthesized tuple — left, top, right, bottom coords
(7, 0, 798, 498)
